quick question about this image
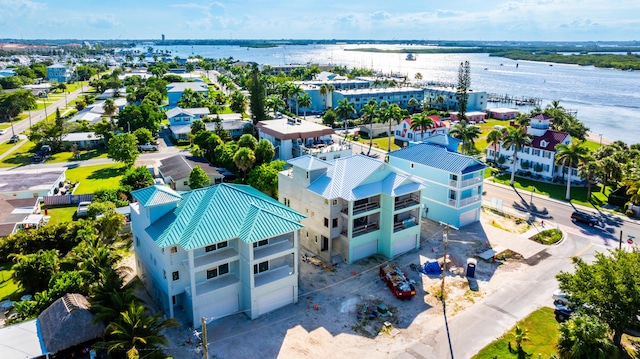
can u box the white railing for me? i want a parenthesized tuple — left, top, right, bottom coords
(459, 195, 481, 207)
(460, 176, 482, 187)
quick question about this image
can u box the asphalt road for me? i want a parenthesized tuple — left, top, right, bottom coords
(483, 180, 640, 249)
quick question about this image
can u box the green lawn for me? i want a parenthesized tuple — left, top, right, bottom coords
(0, 141, 38, 167)
(42, 205, 78, 226)
(473, 307, 559, 358)
(47, 148, 109, 163)
(66, 163, 127, 194)
(490, 172, 612, 208)
(353, 135, 401, 152)
(0, 139, 23, 158)
(0, 262, 21, 301)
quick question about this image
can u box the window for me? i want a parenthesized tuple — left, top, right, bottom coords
(254, 261, 269, 273)
(533, 149, 540, 156)
(321, 235, 329, 251)
(207, 268, 218, 279)
(325, 199, 329, 205)
(183, 181, 188, 186)
(410, 163, 414, 169)
(219, 263, 229, 275)
(170, 246, 178, 254)
(163, 270, 166, 279)
(253, 239, 269, 248)
(332, 199, 338, 206)
(324, 218, 329, 227)
(172, 271, 179, 281)
(408, 133, 413, 139)
(205, 241, 228, 252)
(136, 236, 140, 247)
(332, 218, 338, 228)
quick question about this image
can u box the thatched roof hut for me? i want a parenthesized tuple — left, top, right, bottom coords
(38, 293, 105, 354)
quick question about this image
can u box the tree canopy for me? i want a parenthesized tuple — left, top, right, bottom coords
(188, 166, 210, 189)
(108, 133, 140, 166)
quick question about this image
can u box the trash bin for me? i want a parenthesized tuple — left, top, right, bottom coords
(466, 258, 477, 278)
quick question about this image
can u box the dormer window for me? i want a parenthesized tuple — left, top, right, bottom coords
(540, 140, 548, 148)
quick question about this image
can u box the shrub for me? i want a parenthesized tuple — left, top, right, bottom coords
(531, 229, 562, 245)
(625, 209, 636, 218)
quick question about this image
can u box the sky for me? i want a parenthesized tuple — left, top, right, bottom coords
(1, 0, 639, 41)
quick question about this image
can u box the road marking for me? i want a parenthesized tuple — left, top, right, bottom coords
(571, 243, 593, 259)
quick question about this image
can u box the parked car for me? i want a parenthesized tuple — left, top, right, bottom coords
(138, 143, 159, 151)
(33, 145, 52, 162)
(552, 289, 571, 306)
(76, 201, 91, 218)
(0, 129, 6, 135)
(9, 135, 19, 143)
(554, 304, 575, 322)
(571, 211, 600, 226)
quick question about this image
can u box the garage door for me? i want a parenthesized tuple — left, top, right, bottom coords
(199, 294, 238, 320)
(352, 240, 378, 262)
(257, 287, 294, 316)
(459, 209, 479, 227)
(393, 235, 417, 257)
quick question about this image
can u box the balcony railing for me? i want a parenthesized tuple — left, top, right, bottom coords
(342, 201, 380, 215)
(393, 216, 418, 233)
(394, 194, 420, 211)
(254, 239, 294, 260)
(254, 265, 294, 287)
(460, 177, 483, 187)
(449, 180, 458, 187)
(189, 273, 240, 297)
(346, 222, 379, 237)
(459, 195, 481, 207)
(186, 247, 239, 270)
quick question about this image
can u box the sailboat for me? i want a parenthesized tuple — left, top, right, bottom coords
(406, 53, 417, 61)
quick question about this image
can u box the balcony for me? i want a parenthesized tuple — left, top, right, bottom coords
(190, 273, 240, 297)
(188, 247, 239, 270)
(459, 195, 481, 207)
(460, 176, 483, 188)
(394, 194, 420, 211)
(254, 239, 294, 260)
(342, 201, 380, 216)
(393, 216, 418, 233)
(300, 142, 352, 156)
(254, 265, 294, 287)
(345, 222, 380, 237)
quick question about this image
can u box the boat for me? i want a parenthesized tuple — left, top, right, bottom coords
(484, 68, 488, 70)
(406, 53, 417, 61)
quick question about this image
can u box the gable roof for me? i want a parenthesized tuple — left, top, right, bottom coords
(38, 293, 104, 354)
(400, 115, 445, 131)
(530, 129, 569, 150)
(288, 155, 331, 171)
(145, 183, 305, 249)
(159, 155, 222, 180)
(388, 143, 486, 174)
(131, 185, 183, 207)
(306, 154, 424, 200)
(165, 107, 210, 119)
(530, 113, 552, 121)
(166, 82, 208, 93)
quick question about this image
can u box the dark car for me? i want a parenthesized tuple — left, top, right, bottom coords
(9, 135, 19, 143)
(571, 211, 600, 226)
(554, 305, 575, 322)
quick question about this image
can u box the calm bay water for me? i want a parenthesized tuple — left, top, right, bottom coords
(146, 44, 640, 144)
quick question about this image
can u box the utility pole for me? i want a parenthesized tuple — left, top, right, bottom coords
(201, 317, 208, 359)
(619, 231, 623, 250)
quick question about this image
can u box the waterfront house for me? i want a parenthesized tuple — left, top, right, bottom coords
(488, 108, 519, 120)
(279, 154, 424, 264)
(388, 138, 486, 228)
(158, 155, 223, 191)
(332, 87, 425, 114)
(449, 111, 487, 123)
(46, 64, 71, 83)
(393, 115, 448, 146)
(130, 184, 305, 328)
(257, 118, 350, 161)
(166, 82, 209, 106)
(486, 114, 574, 182)
(424, 87, 487, 112)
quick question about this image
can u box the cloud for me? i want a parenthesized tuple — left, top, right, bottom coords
(88, 15, 119, 29)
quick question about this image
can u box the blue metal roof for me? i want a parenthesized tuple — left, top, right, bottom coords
(288, 155, 331, 171)
(307, 154, 425, 200)
(388, 143, 486, 174)
(144, 183, 305, 250)
(131, 185, 183, 207)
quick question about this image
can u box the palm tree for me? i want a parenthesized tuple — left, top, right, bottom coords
(265, 94, 285, 117)
(105, 303, 178, 359)
(381, 104, 403, 152)
(501, 126, 534, 185)
(335, 98, 355, 139)
(435, 95, 446, 110)
(448, 122, 482, 155)
(557, 313, 617, 359)
(103, 98, 117, 118)
(555, 141, 591, 200)
(414, 72, 423, 81)
(513, 325, 529, 353)
(578, 155, 601, 201)
(409, 113, 434, 142)
(514, 113, 531, 128)
(233, 147, 256, 179)
(486, 129, 504, 166)
(297, 93, 312, 120)
(407, 98, 419, 114)
(361, 100, 378, 154)
(288, 84, 303, 115)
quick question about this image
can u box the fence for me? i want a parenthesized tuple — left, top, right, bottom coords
(43, 194, 94, 206)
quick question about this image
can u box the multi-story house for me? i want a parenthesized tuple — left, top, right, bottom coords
(130, 184, 305, 328)
(332, 87, 425, 114)
(257, 118, 351, 161)
(165, 107, 210, 141)
(166, 82, 209, 106)
(279, 154, 424, 264)
(393, 115, 448, 146)
(486, 114, 574, 182)
(424, 87, 487, 112)
(47, 64, 71, 83)
(388, 137, 486, 228)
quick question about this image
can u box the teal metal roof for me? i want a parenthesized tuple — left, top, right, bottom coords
(131, 185, 182, 207)
(145, 183, 305, 250)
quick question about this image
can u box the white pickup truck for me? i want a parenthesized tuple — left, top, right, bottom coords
(138, 142, 159, 151)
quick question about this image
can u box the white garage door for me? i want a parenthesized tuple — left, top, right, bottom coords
(199, 294, 238, 320)
(393, 235, 417, 257)
(459, 209, 479, 227)
(257, 287, 294, 316)
(352, 240, 378, 262)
